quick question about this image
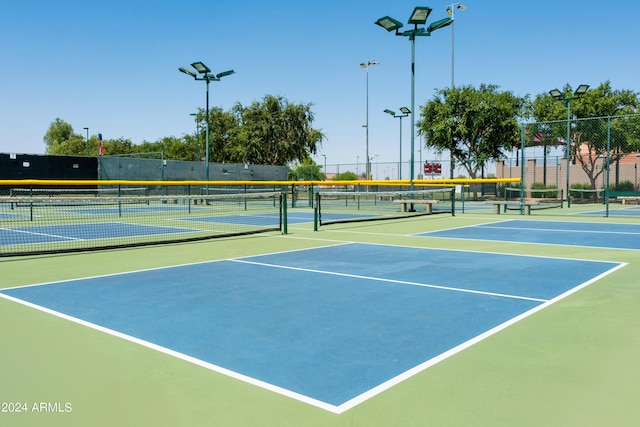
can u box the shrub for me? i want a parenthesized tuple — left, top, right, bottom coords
(611, 180, 635, 192)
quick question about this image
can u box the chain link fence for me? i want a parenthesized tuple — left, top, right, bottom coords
(495, 115, 640, 217)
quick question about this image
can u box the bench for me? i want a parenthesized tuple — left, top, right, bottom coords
(491, 201, 538, 215)
(393, 199, 439, 213)
(617, 196, 640, 205)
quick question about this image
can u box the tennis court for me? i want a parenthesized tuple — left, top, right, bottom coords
(417, 219, 640, 250)
(0, 241, 623, 414)
(0, 222, 202, 245)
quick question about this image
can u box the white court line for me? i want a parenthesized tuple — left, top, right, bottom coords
(0, 227, 82, 241)
(477, 224, 640, 235)
(230, 258, 548, 303)
(335, 261, 627, 413)
(0, 292, 341, 414)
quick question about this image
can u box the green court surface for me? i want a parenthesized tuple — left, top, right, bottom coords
(1, 213, 639, 426)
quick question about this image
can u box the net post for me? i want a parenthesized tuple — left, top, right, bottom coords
(451, 186, 456, 216)
(281, 191, 288, 234)
(314, 191, 320, 231)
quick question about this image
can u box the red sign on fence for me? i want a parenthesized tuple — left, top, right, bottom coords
(424, 162, 442, 175)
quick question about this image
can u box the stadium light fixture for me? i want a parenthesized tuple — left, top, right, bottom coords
(179, 61, 235, 183)
(575, 84, 590, 95)
(548, 84, 590, 207)
(191, 61, 211, 74)
(384, 107, 411, 179)
(375, 7, 452, 188)
(360, 60, 379, 180)
(409, 7, 432, 25)
(375, 16, 403, 32)
(179, 67, 197, 78)
(427, 17, 453, 33)
(549, 88, 563, 99)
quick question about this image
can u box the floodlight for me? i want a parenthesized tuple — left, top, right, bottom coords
(384, 109, 396, 116)
(549, 88, 563, 99)
(399, 107, 411, 114)
(458, 4, 468, 11)
(191, 61, 211, 74)
(426, 17, 453, 32)
(575, 84, 590, 95)
(375, 16, 403, 32)
(179, 67, 197, 78)
(409, 7, 432, 25)
(216, 70, 235, 78)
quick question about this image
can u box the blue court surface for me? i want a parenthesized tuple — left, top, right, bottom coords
(61, 205, 192, 214)
(417, 220, 640, 250)
(0, 222, 200, 245)
(578, 205, 640, 217)
(0, 243, 622, 413)
(181, 211, 376, 226)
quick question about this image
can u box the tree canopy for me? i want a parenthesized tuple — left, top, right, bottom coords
(42, 95, 324, 169)
(530, 81, 640, 190)
(417, 84, 525, 181)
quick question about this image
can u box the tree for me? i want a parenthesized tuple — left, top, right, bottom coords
(333, 171, 358, 181)
(106, 137, 133, 156)
(531, 81, 640, 193)
(289, 158, 325, 181)
(44, 118, 84, 155)
(231, 95, 324, 166)
(41, 94, 324, 166)
(197, 107, 241, 163)
(417, 84, 525, 198)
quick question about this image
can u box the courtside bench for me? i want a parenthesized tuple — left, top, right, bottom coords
(394, 199, 439, 213)
(617, 196, 640, 205)
(491, 200, 538, 215)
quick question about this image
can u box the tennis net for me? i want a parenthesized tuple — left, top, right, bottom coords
(504, 187, 564, 210)
(315, 187, 454, 228)
(1, 185, 284, 257)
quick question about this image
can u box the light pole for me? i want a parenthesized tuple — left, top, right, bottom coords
(189, 113, 200, 161)
(376, 8, 452, 188)
(384, 107, 410, 179)
(446, 3, 467, 89)
(322, 154, 327, 179)
(549, 84, 589, 208)
(83, 127, 89, 156)
(446, 3, 466, 179)
(179, 61, 235, 182)
(360, 60, 379, 180)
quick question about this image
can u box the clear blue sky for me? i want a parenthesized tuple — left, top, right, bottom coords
(1, 0, 638, 177)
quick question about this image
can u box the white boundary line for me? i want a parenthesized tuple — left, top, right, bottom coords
(0, 292, 341, 413)
(230, 258, 548, 303)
